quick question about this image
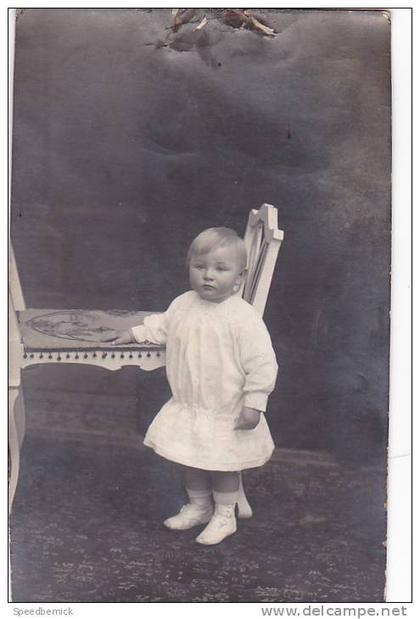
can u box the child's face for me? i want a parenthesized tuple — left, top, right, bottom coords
(189, 245, 244, 304)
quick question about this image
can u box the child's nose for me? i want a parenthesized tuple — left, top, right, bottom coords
(204, 269, 215, 280)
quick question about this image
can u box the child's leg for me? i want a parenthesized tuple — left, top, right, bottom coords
(184, 466, 213, 508)
(164, 466, 213, 531)
(211, 471, 253, 518)
(184, 466, 212, 492)
(195, 471, 239, 545)
(211, 471, 239, 493)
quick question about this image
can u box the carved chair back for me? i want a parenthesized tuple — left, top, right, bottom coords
(240, 203, 284, 316)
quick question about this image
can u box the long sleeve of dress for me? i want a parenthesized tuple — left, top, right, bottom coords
(131, 292, 188, 345)
(238, 314, 278, 412)
(131, 313, 168, 345)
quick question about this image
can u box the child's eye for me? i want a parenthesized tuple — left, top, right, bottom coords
(194, 264, 204, 270)
(216, 266, 228, 272)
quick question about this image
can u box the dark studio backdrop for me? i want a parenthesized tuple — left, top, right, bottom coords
(11, 8, 391, 464)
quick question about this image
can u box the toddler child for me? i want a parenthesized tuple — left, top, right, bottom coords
(106, 227, 278, 545)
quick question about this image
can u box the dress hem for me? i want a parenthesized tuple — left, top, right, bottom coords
(143, 438, 274, 471)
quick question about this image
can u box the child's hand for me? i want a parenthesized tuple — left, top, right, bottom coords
(98, 329, 135, 345)
(234, 406, 261, 430)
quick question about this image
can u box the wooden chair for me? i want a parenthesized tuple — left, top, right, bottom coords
(9, 203, 284, 512)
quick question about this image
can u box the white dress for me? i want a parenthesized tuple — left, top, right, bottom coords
(132, 291, 278, 471)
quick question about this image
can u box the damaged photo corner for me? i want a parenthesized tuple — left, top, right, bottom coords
(7, 6, 411, 608)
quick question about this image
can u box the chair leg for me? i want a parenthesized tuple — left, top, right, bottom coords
(9, 386, 25, 511)
(237, 471, 253, 519)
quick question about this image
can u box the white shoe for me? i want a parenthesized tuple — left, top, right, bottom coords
(195, 504, 237, 545)
(164, 503, 213, 530)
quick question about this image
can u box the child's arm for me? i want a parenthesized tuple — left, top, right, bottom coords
(99, 315, 168, 346)
(130, 312, 169, 346)
(235, 313, 278, 430)
(98, 293, 190, 346)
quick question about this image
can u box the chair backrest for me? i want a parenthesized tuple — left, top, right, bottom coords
(241, 203, 284, 316)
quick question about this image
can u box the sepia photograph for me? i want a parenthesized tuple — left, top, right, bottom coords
(9, 7, 395, 604)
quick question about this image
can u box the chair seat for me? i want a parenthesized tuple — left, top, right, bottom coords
(18, 308, 163, 351)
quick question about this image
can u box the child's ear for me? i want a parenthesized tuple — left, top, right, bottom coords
(234, 269, 246, 292)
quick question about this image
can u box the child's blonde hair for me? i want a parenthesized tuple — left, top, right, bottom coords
(186, 227, 247, 272)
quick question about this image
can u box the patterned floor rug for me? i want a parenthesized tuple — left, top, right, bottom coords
(10, 431, 386, 603)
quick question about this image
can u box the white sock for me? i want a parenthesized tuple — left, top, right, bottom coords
(186, 487, 212, 508)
